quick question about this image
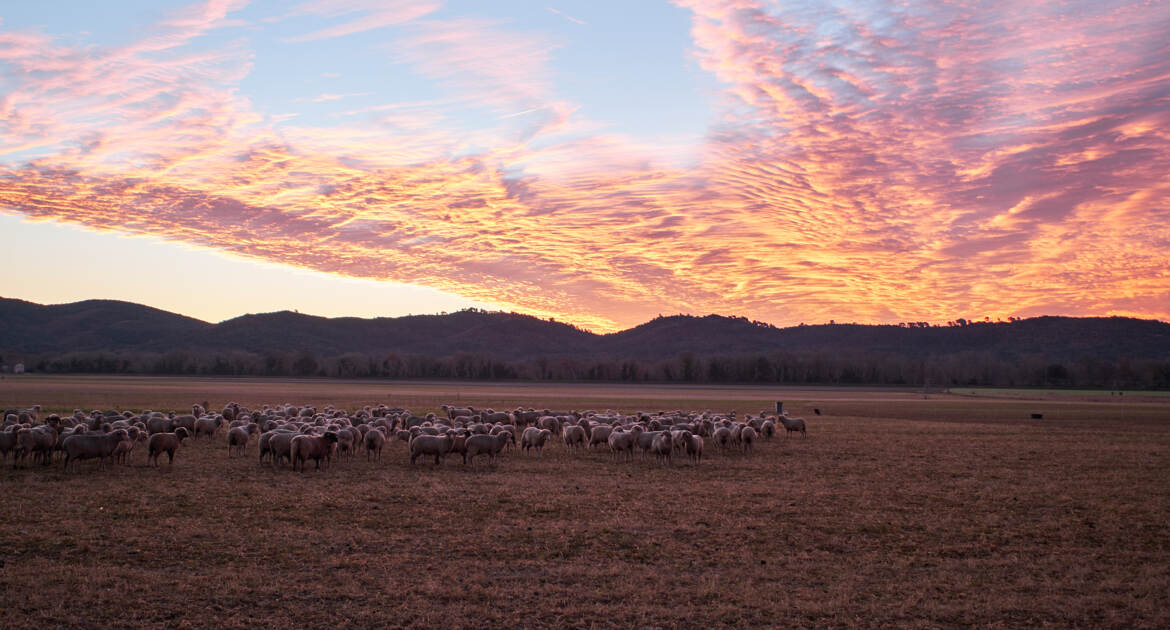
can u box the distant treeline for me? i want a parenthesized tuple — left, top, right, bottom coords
(6, 349, 1170, 389)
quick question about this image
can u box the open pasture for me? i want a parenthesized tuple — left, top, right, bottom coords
(1, 376, 1168, 628)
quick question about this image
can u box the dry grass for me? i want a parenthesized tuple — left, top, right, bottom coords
(1, 376, 1168, 628)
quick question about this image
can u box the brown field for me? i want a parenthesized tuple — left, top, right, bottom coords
(1, 375, 1168, 628)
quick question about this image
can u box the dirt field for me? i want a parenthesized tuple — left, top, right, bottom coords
(2, 376, 1168, 628)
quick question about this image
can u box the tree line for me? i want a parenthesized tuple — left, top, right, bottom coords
(5, 348, 1169, 389)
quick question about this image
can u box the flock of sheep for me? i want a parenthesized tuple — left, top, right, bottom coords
(0, 403, 808, 472)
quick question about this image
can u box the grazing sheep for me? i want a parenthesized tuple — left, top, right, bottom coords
(410, 434, 453, 466)
(62, 429, 128, 472)
(464, 432, 511, 466)
(363, 428, 386, 461)
(147, 428, 190, 466)
(760, 420, 776, 440)
(562, 425, 586, 450)
(290, 432, 340, 472)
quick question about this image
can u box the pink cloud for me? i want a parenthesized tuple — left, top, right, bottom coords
(283, 0, 440, 42)
(1, 0, 1168, 331)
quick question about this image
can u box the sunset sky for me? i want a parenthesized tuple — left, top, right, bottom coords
(1, 1, 1167, 332)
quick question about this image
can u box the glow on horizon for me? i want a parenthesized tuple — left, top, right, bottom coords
(1, 0, 1168, 333)
(0, 214, 496, 324)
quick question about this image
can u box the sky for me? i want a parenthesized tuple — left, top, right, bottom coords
(1, 0, 1167, 332)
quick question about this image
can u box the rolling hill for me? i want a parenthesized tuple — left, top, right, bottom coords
(2, 297, 1169, 363)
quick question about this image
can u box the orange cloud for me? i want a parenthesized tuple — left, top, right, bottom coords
(1, 0, 1168, 332)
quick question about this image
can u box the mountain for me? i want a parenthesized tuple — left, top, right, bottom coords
(2, 297, 1169, 362)
(0, 298, 210, 353)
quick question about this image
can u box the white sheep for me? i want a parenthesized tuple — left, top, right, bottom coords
(779, 413, 807, 437)
(520, 427, 551, 456)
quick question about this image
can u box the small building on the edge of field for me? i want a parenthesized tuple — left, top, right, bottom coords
(13, 363, 24, 374)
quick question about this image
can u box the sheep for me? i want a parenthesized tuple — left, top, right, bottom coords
(514, 408, 542, 427)
(442, 405, 473, 420)
(258, 431, 277, 464)
(520, 427, 552, 456)
(410, 434, 453, 465)
(147, 428, 190, 466)
(448, 431, 469, 462)
(712, 427, 732, 453)
(290, 432, 340, 472)
(227, 423, 258, 457)
(146, 416, 175, 435)
(588, 425, 614, 450)
(0, 429, 18, 465)
(740, 426, 758, 454)
(464, 432, 511, 466)
(490, 424, 518, 448)
(607, 427, 640, 462)
(635, 430, 665, 459)
(335, 427, 359, 459)
(760, 420, 776, 440)
(62, 429, 128, 472)
(538, 415, 561, 435)
(266, 431, 300, 469)
(171, 414, 197, 436)
(111, 426, 144, 465)
(562, 425, 586, 450)
(481, 410, 511, 424)
(14, 426, 56, 467)
(363, 428, 386, 461)
(779, 413, 807, 437)
(650, 431, 673, 466)
(686, 433, 704, 464)
(194, 416, 222, 440)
